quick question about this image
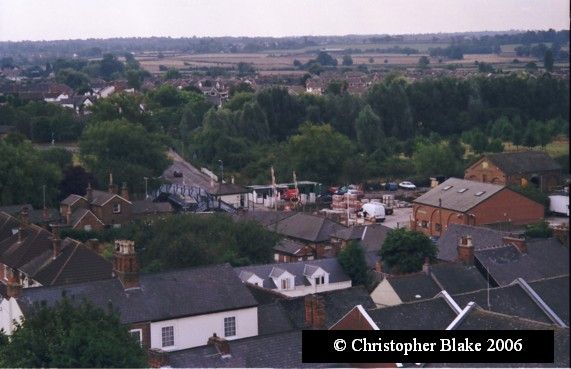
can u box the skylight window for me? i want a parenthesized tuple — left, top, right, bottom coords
(475, 191, 486, 196)
(443, 185, 453, 191)
(457, 188, 468, 193)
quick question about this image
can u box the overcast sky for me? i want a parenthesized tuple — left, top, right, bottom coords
(0, 0, 569, 42)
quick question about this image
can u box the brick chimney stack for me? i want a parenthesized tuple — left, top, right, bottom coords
(304, 294, 326, 329)
(502, 235, 527, 253)
(121, 182, 129, 201)
(65, 207, 72, 225)
(51, 224, 62, 259)
(422, 257, 431, 275)
(20, 206, 30, 227)
(208, 333, 231, 357)
(457, 235, 474, 264)
(86, 183, 93, 203)
(108, 172, 115, 194)
(6, 272, 22, 298)
(113, 240, 140, 289)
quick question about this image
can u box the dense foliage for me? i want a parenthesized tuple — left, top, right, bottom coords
(0, 298, 147, 368)
(337, 241, 371, 286)
(524, 220, 554, 238)
(379, 228, 437, 274)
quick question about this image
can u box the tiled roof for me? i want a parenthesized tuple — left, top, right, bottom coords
(70, 208, 103, 227)
(60, 194, 86, 206)
(413, 178, 505, 212)
(18, 264, 258, 324)
(273, 238, 305, 255)
(90, 190, 130, 206)
(430, 263, 488, 295)
(131, 200, 173, 215)
(475, 238, 569, 286)
(271, 213, 346, 242)
(234, 258, 350, 289)
(385, 273, 442, 303)
(484, 151, 562, 175)
(529, 275, 570, 326)
(437, 224, 510, 262)
(233, 210, 296, 227)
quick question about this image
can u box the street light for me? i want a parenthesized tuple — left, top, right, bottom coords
(218, 160, 224, 183)
(144, 177, 149, 199)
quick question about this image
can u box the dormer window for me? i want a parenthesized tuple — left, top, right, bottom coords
(113, 203, 121, 213)
(281, 278, 291, 290)
(315, 275, 325, 285)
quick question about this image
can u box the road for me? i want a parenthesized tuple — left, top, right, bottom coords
(163, 149, 219, 192)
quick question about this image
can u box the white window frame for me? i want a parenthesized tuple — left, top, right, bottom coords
(129, 329, 143, 346)
(315, 275, 325, 285)
(281, 278, 291, 290)
(161, 326, 174, 347)
(113, 203, 121, 214)
(224, 316, 236, 337)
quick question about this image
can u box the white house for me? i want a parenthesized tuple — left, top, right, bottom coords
(234, 258, 352, 297)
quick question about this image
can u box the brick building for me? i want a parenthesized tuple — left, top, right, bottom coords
(464, 151, 561, 192)
(412, 178, 544, 237)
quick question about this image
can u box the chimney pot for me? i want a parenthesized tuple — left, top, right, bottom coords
(51, 225, 62, 259)
(457, 235, 474, 264)
(20, 206, 30, 227)
(86, 183, 93, 203)
(113, 240, 140, 289)
(502, 236, 527, 253)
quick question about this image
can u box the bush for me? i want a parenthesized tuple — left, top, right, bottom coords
(524, 221, 553, 238)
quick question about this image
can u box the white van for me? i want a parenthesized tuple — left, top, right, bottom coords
(361, 203, 386, 222)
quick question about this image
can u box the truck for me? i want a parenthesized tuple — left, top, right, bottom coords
(360, 203, 386, 222)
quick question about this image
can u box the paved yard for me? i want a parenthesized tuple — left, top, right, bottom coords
(383, 207, 413, 229)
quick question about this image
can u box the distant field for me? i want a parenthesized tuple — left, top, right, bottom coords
(503, 138, 569, 157)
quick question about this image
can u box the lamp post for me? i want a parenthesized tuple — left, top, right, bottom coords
(144, 177, 149, 199)
(218, 160, 224, 183)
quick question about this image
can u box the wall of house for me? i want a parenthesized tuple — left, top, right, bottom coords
(217, 194, 248, 209)
(91, 197, 132, 226)
(129, 322, 151, 349)
(412, 204, 469, 237)
(370, 279, 402, 308)
(149, 307, 258, 351)
(472, 189, 544, 226)
(73, 212, 105, 231)
(0, 298, 24, 335)
(464, 159, 506, 184)
(330, 306, 376, 330)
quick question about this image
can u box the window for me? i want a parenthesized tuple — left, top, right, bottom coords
(281, 278, 291, 290)
(457, 188, 468, 193)
(475, 191, 486, 196)
(130, 329, 142, 346)
(224, 317, 236, 337)
(315, 275, 325, 285)
(161, 326, 174, 347)
(443, 185, 453, 191)
(435, 223, 442, 232)
(113, 203, 121, 214)
(84, 224, 92, 231)
(421, 220, 428, 228)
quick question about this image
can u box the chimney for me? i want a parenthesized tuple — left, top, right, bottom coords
(113, 240, 140, 289)
(147, 348, 169, 368)
(6, 272, 22, 298)
(457, 235, 474, 264)
(374, 259, 382, 273)
(17, 227, 24, 243)
(51, 225, 62, 259)
(121, 182, 129, 201)
(304, 294, 326, 329)
(208, 333, 231, 357)
(231, 176, 235, 184)
(422, 257, 431, 275)
(20, 206, 30, 227)
(86, 183, 93, 203)
(502, 235, 527, 253)
(66, 207, 72, 225)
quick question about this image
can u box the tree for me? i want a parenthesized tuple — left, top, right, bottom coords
(355, 105, 384, 153)
(544, 49, 554, 72)
(412, 141, 462, 178)
(316, 51, 338, 66)
(79, 120, 171, 194)
(342, 54, 353, 66)
(418, 56, 430, 69)
(237, 62, 255, 76)
(164, 68, 181, 80)
(379, 228, 437, 274)
(99, 53, 124, 80)
(524, 220, 553, 238)
(229, 82, 255, 97)
(285, 123, 353, 184)
(0, 139, 61, 207)
(338, 241, 371, 286)
(0, 298, 146, 368)
(55, 68, 90, 91)
(324, 80, 348, 96)
(237, 101, 270, 142)
(40, 148, 73, 171)
(58, 166, 99, 199)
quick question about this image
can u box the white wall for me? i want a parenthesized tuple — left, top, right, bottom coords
(219, 194, 247, 208)
(149, 307, 258, 351)
(278, 280, 352, 297)
(0, 298, 24, 335)
(370, 279, 402, 308)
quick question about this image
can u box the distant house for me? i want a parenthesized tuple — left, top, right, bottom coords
(330, 223, 391, 269)
(59, 182, 132, 230)
(412, 178, 544, 237)
(0, 210, 112, 297)
(273, 238, 314, 262)
(1, 241, 259, 352)
(464, 151, 561, 192)
(234, 258, 352, 297)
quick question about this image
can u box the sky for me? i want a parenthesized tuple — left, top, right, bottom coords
(0, 0, 569, 42)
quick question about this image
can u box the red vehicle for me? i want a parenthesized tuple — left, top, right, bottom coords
(282, 188, 299, 201)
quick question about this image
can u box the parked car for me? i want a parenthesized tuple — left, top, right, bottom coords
(173, 170, 183, 178)
(317, 194, 332, 204)
(398, 181, 417, 190)
(335, 186, 348, 195)
(386, 182, 398, 191)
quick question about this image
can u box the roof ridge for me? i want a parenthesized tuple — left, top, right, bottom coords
(49, 241, 81, 285)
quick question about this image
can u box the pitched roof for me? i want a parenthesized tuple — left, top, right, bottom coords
(60, 194, 86, 206)
(0, 225, 53, 269)
(90, 189, 131, 206)
(413, 177, 505, 212)
(234, 258, 350, 289)
(70, 208, 104, 227)
(366, 296, 458, 330)
(273, 238, 306, 256)
(437, 224, 510, 262)
(385, 273, 442, 303)
(270, 213, 346, 242)
(483, 151, 562, 175)
(233, 210, 296, 227)
(529, 275, 570, 326)
(131, 200, 173, 215)
(475, 238, 569, 286)
(430, 263, 488, 295)
(17, 264, 258, 324)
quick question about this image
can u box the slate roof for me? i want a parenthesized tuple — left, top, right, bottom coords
(270, 213, 346, 242)
(233, 210, 296, 227)
(0, 212, 22, 244)
(273, 238, 306, 255)
(131, 200, 173, 215)
(484, 151, 562, 175)
(452, 284, 554, 325)
(413, 178, 505, 212)
(211, 182, 251, 196)
(167, 331, 332, 368)
(0, 225, 54, 269)
(17, 264, 258, 324)
(69, 208, 103, 227)
(385, 273, 442, 303)
(529, 275, 570, 326)
(429, 263, 488, 295)
(437, 224, 510, 261)
(90, 189, 130, 206)
(0, 206, 60, 225)
(60, 194, 86, 206)
(475, 238, 569, 286)
(234, 258, 350, 290)
(366, 296, 458, 330)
